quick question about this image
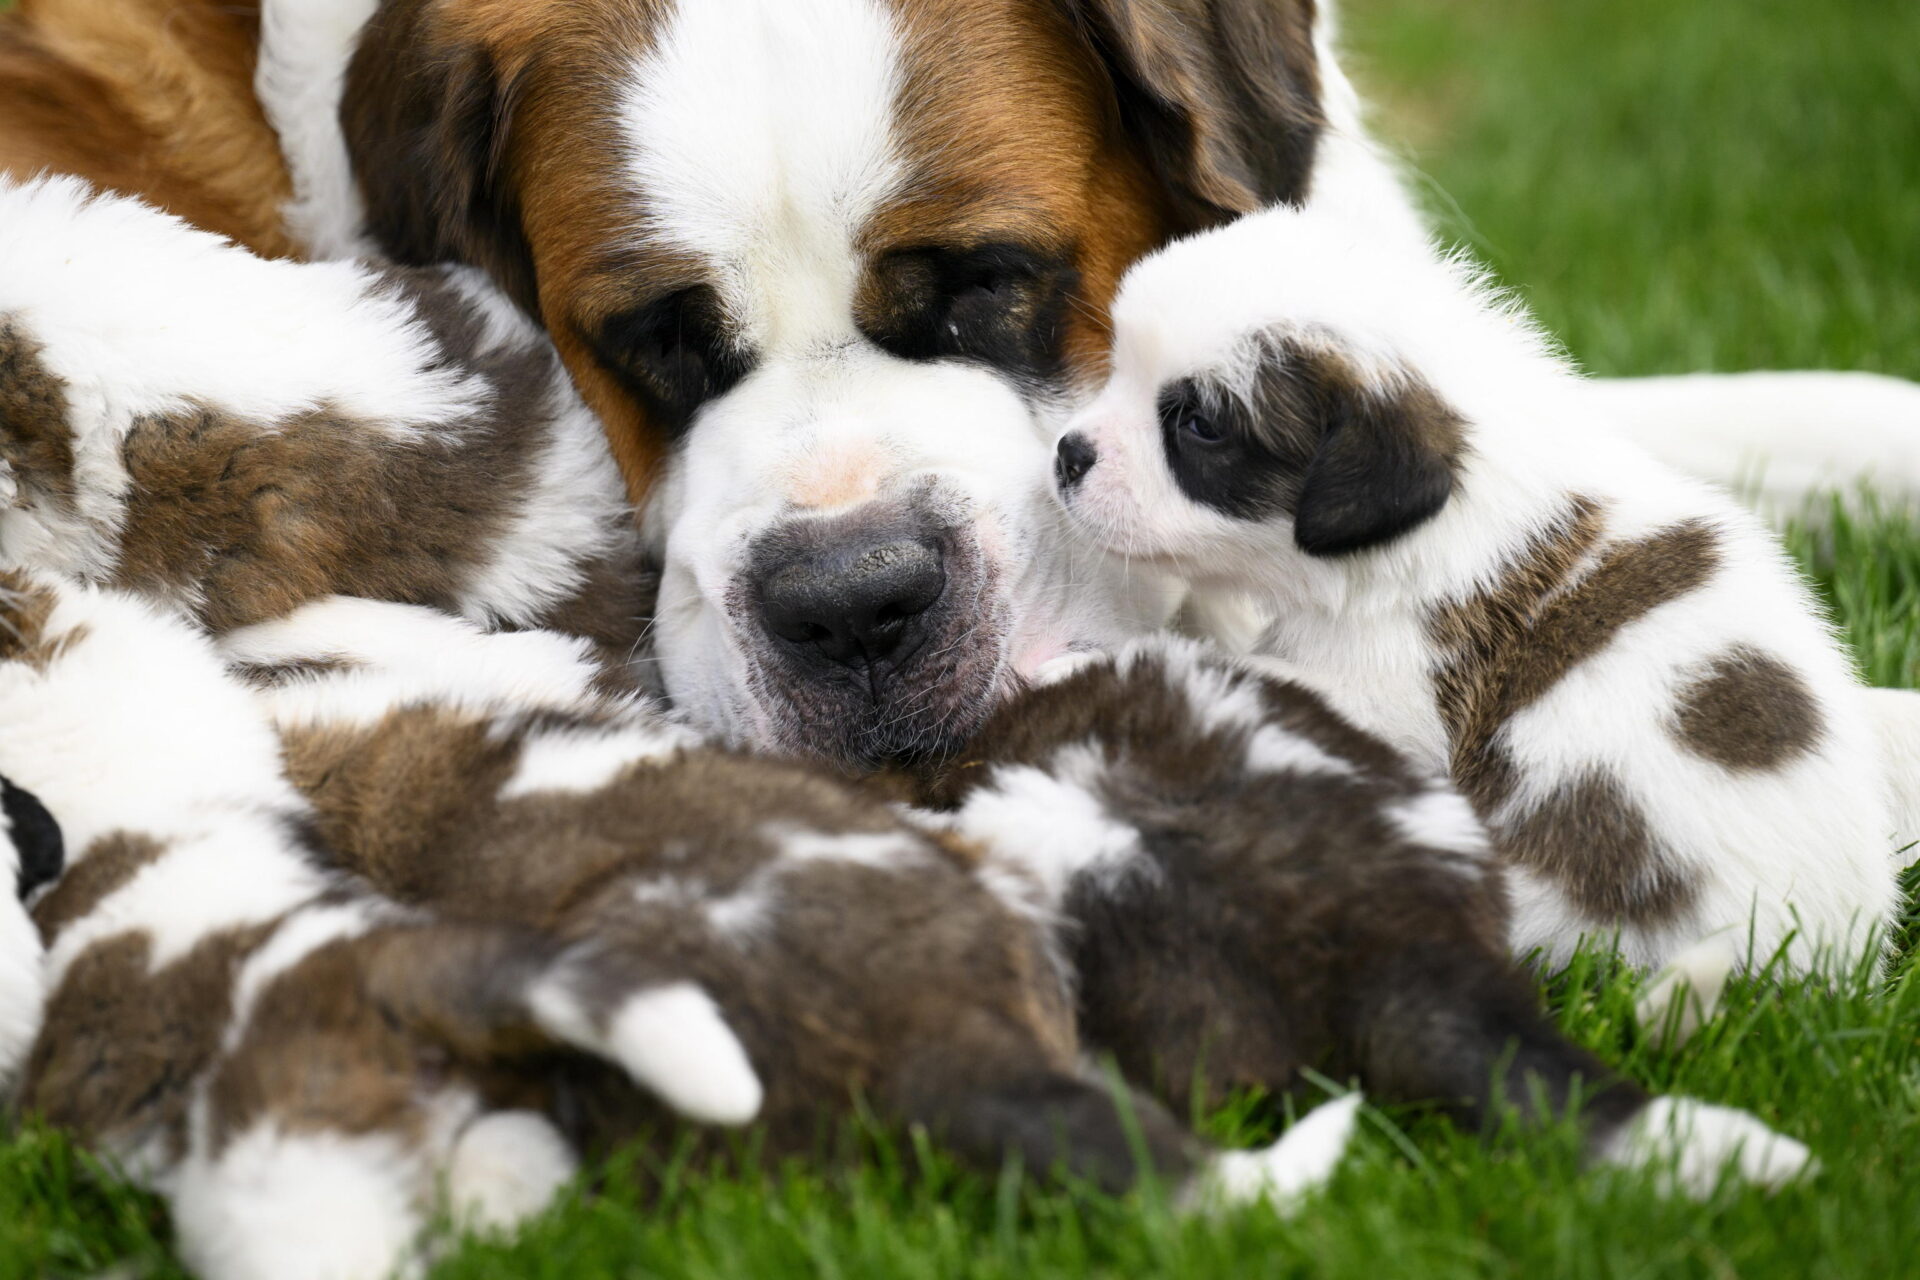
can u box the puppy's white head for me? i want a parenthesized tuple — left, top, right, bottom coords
(1053, 205, 1530, 593)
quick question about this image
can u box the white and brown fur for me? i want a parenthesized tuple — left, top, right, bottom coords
(1053, 201, 1903, 975)
(915, 634, 1816, 1196)
(228, 600, 1816, 1202)
(221, 594, 1365, 1211)
(0, 174, 651, 686)
(0, 568, 790, 1280)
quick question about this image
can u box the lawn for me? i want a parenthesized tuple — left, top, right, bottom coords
(4, 0, 1919, 1276)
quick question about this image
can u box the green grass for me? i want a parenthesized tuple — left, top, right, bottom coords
(5, 0, 1919, 1275)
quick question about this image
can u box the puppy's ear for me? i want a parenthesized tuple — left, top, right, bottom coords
(1293, 371, 1463, 557)
(341, 0, 539, 316)
(1067, 0, 1324, 229)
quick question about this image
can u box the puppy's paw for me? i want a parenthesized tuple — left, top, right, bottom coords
(1636, 932, 1740, 1050)
(1185, 1092, 1362, 1215)
(1602, 1096, 1816, 1198)
(445, 1110, 578, 1232)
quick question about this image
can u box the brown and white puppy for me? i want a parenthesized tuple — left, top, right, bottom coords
(0, 176, 649, 684)
(0, 569, 782, 1280)
(0, 0, 298, 257)
(225, 596, 1360, 1210)
(1051, 203, 1902, 975)
(917, 635, 1818, 1197)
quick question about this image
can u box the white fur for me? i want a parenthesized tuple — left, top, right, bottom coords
(172, 1124, 430, 1280)
(1063, 201, 1897, 973)
(1384, 787, 1493, 860)
(1188, 1092, 1362, 1213)
(0, 867, 43, 1092)
(444, 1110, 579, 1233)
(528, 976, 763, 1126)
(499, 722, 696, 800)
(255, 0, 381, 259)
(1863, 686, 1920, 859)
(1635, 931, 1741, 1051)
(1601, 1096, 1816, 1198)
(949, 759, 1149, 910)
(227, 597, 613, 730)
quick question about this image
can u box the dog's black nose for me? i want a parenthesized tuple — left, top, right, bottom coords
(758, 533, 947, 669)
(1055, 433, 1097, 490)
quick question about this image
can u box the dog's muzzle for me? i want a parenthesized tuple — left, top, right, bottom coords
(741, 498, 1004, 768)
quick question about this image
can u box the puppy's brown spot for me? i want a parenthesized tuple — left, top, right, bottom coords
(0, 322, 78, 511)
(31, 831, 167, 944)
(1672, 645, 1824, 771)
(1431, 503, 1723, 807)
(0, 567, 83, 672)
(1498, 771, 1699, 926)
(17, 922, 275, 1159)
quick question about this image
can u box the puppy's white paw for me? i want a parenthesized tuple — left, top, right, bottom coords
(1636, 932, 1740, 1050)
(445, 1110, 577, 1232)
(1602, 1096, 1816, 1198)
(1186, 1092, 1362, 1215)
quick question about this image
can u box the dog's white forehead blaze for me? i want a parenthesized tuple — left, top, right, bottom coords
(620, 0, 907, 351)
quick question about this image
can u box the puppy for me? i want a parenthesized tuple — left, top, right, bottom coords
(223, 596, 1362, 1210)
(0, 569, 774, 1280)
(0, 175, 649, 684)
(919, 635, 1815, 1197)
(1052, 204, 1900, 973)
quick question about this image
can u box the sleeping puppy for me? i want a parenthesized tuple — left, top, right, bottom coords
(233, 602, 1811, 1200)
(1051, 204, 1901, 975)
(0, 568, 777, 1280)
(918, 635, 1815, 1197)
(0, 175, 649, 684)
(223, 596, 1360, 1212)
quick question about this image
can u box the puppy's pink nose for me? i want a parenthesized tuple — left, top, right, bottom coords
(1055, 433, 1097, 490)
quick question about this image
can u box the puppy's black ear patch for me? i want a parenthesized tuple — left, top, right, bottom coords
(2, 774, 63, 900)
(1293, 374, 1463, 557)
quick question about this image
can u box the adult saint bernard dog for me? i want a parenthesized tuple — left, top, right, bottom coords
(4, 0, 1920, 779)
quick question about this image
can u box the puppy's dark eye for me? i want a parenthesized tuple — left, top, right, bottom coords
(1178, 410, 1224, 444)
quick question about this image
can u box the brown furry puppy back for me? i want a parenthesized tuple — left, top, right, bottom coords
(916, 637, 1818, 1196)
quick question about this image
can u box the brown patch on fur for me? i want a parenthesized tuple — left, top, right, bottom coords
(1061, 0, 1325, 224)
(1672, 644, 1825, 772)
(30, 832, 167, 945)
(0, 322, 77, 513)
(1430, 504, 1723, 925)
(0, 566, 81, 672)
(202, 919, 567, 1154)
(17, 922, 275, 1160)
(1498, 772, 1700, 926)
(0, 0, 297, 256)
(91, 271, 641, 672)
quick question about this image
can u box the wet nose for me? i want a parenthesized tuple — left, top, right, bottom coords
(1055, 432, 1097, 490)
(757, 533, 947, 669)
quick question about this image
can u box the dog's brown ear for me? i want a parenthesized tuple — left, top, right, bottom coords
(1066, 0, 1324, 229)
(1292, 370, 1463, 557)
(341, 0, 539, 316)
